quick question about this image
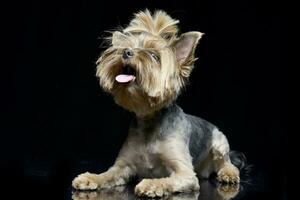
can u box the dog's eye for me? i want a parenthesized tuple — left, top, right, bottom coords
(150, 52, 159, 61)
(162, 33, 172, 40)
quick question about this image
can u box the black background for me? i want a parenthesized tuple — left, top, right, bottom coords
(3, 0, 286, 199)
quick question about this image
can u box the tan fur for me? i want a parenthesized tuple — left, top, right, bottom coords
(124, 9, 179, 42)
(72, 160, 133, 190)
(95, 10, 202, 117)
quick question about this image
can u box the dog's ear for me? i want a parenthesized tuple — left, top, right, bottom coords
(112, 31, 128, 47)
(172, 31, 203, 77)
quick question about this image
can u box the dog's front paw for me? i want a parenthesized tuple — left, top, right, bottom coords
(135, 179, 168, 198)
(72, 172, 99, 190)
(217, 164, 240, 184)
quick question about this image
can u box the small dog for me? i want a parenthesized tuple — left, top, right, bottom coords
(72, 10, 240, 197)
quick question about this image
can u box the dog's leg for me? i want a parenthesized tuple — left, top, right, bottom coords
(135, 162, 199, 197)
(72, 159, 134, 190)
(194, 152, 215, 179)
(135, 164, 199, 197)
(135, 138, 199, 197)
(211, 129, 240, 184)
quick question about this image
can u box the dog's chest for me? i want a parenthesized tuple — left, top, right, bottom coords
(129, 128, 170, 178)
(134, 141, 170, 178)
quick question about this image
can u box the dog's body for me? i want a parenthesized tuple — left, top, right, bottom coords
(119, 104, 230, 179)
(72, 10, 240, 197)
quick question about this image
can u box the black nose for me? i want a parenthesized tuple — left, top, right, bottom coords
(123, 49, 134, 59)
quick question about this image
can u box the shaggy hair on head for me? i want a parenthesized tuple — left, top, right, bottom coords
(96, 10, 202, 117)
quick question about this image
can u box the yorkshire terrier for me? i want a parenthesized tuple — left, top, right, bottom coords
(72, 10, 240, 198)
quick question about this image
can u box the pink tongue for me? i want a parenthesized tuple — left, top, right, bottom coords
(115, 74, 135, 83)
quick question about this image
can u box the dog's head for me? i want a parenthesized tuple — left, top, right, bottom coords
(96, 10, 203, 117)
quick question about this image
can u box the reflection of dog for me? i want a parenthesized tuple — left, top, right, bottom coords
(200, 181, 240, 200)
(72, 189, 199, 200)
(72, 10, 240, 197)
(72, 187, 199, 200)
(72, 186, 134, 200)
(72, 181, 239, 200)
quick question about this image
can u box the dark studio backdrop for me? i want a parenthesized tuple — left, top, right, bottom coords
(3, 0, 285, 199)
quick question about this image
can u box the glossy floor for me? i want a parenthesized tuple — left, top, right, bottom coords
(71, 181, 242, 200)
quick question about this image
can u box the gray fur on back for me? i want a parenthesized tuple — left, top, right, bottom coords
(187, 114, 215, 165)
